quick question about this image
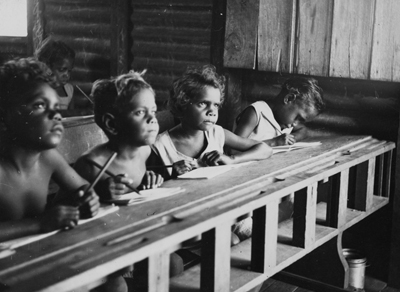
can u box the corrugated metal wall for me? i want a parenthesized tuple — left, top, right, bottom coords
(131, 0, 213, 109)
(40, 0, 113, 97)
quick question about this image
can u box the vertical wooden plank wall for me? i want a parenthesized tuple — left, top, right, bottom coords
(296, 0, 333, 76)
(257, 0, 295, 73)
(329, 0, 375, 79)
(223, 0, 259, 69)
(370, 0, 400, 82)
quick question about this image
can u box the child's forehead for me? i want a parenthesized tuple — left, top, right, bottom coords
(126, 88, 156, 106)
(194, 86, 221, 101)
(52, 58, 74, 68)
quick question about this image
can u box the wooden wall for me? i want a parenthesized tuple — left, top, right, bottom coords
(131, 0, 213, 109)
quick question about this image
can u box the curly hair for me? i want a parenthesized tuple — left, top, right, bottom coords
(168, 65, 226, 118)
(280, 77, 325, 113)
(91, 70, 154, 130)
(0, 58, 53, 110)
(35, 37, 75, 66)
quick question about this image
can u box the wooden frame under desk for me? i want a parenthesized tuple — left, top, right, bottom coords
(0, 135, 395, 292)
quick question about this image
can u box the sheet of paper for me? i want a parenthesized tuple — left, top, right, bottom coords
(0, 205, 119, 250)
(177, 162, 254, 179)
(272, 141, 321, 154)
(105, 187, 185, 205)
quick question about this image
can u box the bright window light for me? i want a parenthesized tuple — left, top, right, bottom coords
(0, 0, 27, 37)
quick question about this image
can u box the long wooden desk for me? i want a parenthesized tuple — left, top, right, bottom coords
(0, 135, 395, 292)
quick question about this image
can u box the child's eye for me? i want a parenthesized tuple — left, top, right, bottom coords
(32, 102, 46, 110)
(134, 110, 146, 116)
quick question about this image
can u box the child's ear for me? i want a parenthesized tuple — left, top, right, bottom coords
(102, 113, 118, 136)
(283, 94, 297, 104)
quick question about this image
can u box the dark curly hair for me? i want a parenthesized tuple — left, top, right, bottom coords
(0, 58, 53, 110)
(35, 37, 75, 66)
(168, 65, 226, 118)
(279, 77, 325, 113)
(91, 70, 154, 132)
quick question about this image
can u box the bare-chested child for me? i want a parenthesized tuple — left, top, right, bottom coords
(73, 71, 182, 292)
(0, 58, 99, 243)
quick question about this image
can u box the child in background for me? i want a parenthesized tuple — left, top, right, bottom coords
(150, 65, 272, 243)
(0, 58, 99, 242)
(234, 77, 325, 146)
(35, 37, 76, 111)
(73, 71, 182, 292)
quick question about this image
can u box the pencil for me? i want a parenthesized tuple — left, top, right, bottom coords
(261, 112, 283, 135)
(75, 85, 94, 104)
(87, 152, 118, 192)
(147, 165, 173, 169)
(88, 157, 141, 194)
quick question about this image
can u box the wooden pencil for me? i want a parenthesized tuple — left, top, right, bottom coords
(75, 85, 94, 104)
(87, 152, 118, 192)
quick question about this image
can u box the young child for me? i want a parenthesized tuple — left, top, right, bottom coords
(0, 58, 99, 243)
(73, 71, 182, 292)
(150, 65, 272, 243)
(35, 37, 76, 111)
(234, 77, 325, 146)
(151, 65, 272, 179)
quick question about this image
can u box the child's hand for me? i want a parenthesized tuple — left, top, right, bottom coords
(76, 188, 100, 219)
(203, 150, 234, 166)
(106, 174, 134, 199)
(40, 205, 80, 232)
(275, 133, 296, 146)
(173, 160, 197, 175)
(140, 171, 164, 190)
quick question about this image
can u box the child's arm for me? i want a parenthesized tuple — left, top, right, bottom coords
(49, 150, 99, 218)
(203, 130, 273, 166)
(235, 106, 297, 146)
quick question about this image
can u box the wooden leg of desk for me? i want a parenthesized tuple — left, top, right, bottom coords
(148, 251, 170, 292)
(283, 233, 349, 288)
(201, 221, 231, 292)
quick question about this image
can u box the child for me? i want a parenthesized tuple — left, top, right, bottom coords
(151, 65, 272, 179)
(234, 77, 325, 146)
(73, 71, 182, 292)
(150, 65, 272, 243)
(35, 37, 76, 111)
(0, 58, 99, 243)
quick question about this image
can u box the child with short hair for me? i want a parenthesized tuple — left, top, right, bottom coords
(150, 65, 272, 243)
(35, 37, 76, 111)
(151, 65, 272, 179)
(73, 71, 182, 291)
(0, 58, 99, 242)
(234, 77, 325, 146)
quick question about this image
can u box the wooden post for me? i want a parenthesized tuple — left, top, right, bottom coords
(201, 222, 231, 292)
(327, 169, 349, 228)
(251, 201, 279, 272)
(292, 183, 318, 248)
(148, 251, 170, 292)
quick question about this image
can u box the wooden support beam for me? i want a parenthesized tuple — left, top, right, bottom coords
(327, 169, 349, 228)
(148, 251, 170, 292)
(293, 183, 318, 248)
(251, 201, 279, 272)
(201, 222, 231, 292)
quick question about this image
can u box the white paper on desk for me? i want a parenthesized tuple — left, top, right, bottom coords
(0, 205, 119, 250)
(272, 141, 321, 154)
(105, 187, 185, 206)
(177, 162, 255, 179)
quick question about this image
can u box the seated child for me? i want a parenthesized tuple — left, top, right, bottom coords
(0, 58, 99, 243)
(234, 77, 325, 146)
(73, 70, 182, 292)
(150, 65, 273, 243)
(35, 37, 76, 112)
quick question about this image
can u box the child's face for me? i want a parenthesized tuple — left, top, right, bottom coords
(117, 88, 159, 146)
(182, 86, 221, 131)
(50, 58, 74, 87)
(275, 99, 318, 130)
(5, 82, 63, 149)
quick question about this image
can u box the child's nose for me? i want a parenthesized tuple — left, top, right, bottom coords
(147, 113, 158, 123)
(48, 109, 62, 121)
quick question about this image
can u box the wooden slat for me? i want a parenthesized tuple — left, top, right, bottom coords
(329, 0, 375, 79)
(295, 0, 333, 76)
(251, 201, 279, 273)
(383, 150, 393, 198)
(375, 154, 385, 197)
(366, 158, 376, 210)
(258, 0, 295, 73)
(148, 251, 170, 292)
(223, 0, 259, 69)
(331, 169, 349, 228)
(292, 183, 317, 248)
(201, 222, 231, 292)
(370, 0, 400, 82)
